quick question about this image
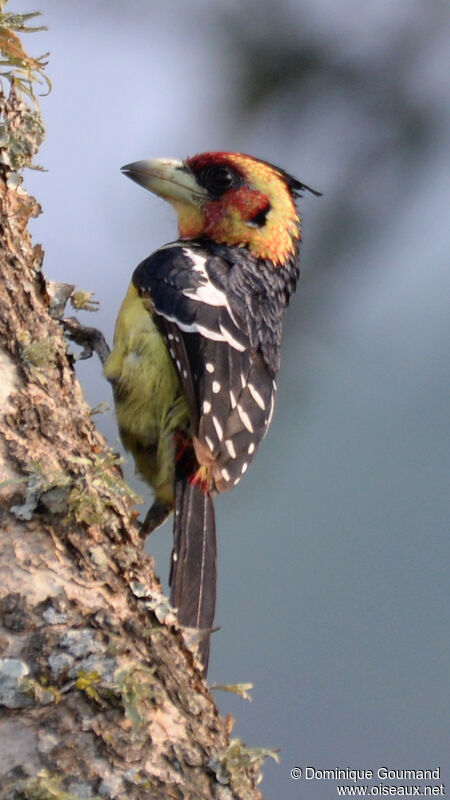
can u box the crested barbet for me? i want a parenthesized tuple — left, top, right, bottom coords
(104, 152, 320, 672)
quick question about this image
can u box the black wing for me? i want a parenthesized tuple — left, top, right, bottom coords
(133, 242, 277, 493)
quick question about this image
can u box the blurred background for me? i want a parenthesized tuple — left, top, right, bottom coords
(12, 0, 450, 796)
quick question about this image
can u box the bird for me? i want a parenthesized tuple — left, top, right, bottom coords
(103, 152, 320, 673)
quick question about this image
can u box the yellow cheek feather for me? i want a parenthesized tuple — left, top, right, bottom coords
(172, 200, 205, 240)
(204, 192, 300, 265)
(104, 283, 189, 505)
(232, 154, 301, 264)
(197, 154, 300, 265)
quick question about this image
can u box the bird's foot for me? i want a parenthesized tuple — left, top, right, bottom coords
(62, 316, 111, 365)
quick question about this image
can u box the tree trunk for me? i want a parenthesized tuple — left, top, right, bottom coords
(0, 13, 267, 799)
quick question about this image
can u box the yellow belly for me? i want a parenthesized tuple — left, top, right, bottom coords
(104, 283, 189, 506)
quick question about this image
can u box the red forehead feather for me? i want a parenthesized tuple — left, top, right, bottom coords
(186, 151, 246, 174)
(186, 152, 321, 199)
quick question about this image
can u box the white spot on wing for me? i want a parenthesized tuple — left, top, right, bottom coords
(205, 436, 214, 452)
(248, 382, 266, 410)
(184, 250, 208, 269)
(155, 313, 245, 351)
(237, 403, 254, 433)
(221, 468, 231, 482)
(248, 442, 255, 454)
(183, 269, 228, 307)
(181, 248, 242, 331)
(203, 400, 211, 414)
(225, 439, 236, 458)
(241, 462, 248, 474)
(212, 416, 223, 440)
(212, 380, 221, 393)
(229, 389, 237, 409)
(218, 323, 246, 352)
(205, 362, 214, 373)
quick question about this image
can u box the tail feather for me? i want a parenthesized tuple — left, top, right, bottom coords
(170, 471, 216, 673)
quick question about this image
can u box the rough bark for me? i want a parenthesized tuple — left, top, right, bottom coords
(0, 20, 268, 799)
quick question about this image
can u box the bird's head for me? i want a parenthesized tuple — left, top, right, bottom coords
(121, 151, 320, 265)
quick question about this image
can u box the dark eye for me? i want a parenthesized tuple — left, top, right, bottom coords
(197, 165, 242, 197)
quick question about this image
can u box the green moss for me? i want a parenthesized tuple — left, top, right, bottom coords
(22, 676, 60, 705)
(210, 682, 253, 702)
(0, 769, 102, 800)
(209, 738, 280, 790)
(67, 451, 142, 526)
(113, 664, 161, 732)
(21, 338, 57, 368)
(11, 463, 71, 521)
(70, 290, 99, 312)
(75, 670, 102, 700)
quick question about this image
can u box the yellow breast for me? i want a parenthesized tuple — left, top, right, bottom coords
(104, 282, 188, 502)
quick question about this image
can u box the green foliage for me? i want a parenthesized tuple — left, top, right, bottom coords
(0, 2, 49, 179)
(0, 4, 51, 99)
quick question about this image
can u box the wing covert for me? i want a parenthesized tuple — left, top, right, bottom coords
(133, 242, 278, 493)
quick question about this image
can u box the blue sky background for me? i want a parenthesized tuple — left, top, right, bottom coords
(11, 1, 450, 796)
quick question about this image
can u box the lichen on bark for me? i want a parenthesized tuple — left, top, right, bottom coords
(0, 7, 268, 799)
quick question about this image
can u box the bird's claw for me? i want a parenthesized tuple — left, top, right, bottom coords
(62, 317, 111, 365)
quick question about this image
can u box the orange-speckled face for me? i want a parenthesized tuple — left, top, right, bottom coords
(182, 152, 301, 265)
(121, 152, 318, 265)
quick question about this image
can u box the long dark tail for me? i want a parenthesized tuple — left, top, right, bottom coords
(169, 469, 216, 674)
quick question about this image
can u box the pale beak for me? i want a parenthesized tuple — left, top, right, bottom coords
(121, 158, 207, 205)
